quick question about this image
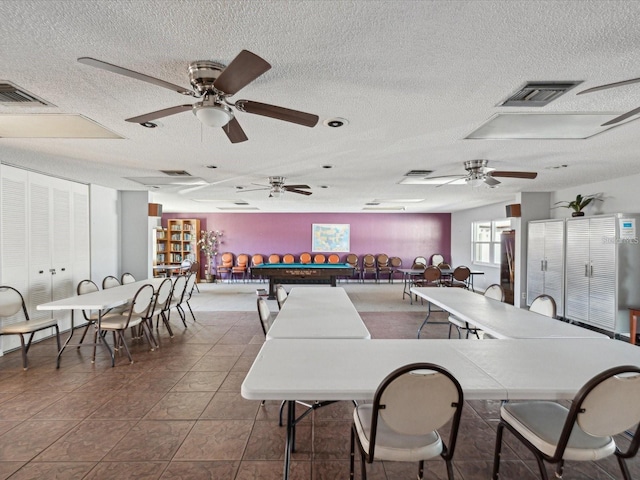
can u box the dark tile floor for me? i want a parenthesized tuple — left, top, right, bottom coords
(0, 296, 637, 479)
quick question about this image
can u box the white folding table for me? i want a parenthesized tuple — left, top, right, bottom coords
(242, 337, 640, 480)
(266, 287, 371, 340)
(411, 286, 609, 340)
(37, 278, 166, 367)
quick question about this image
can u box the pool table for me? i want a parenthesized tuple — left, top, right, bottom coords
(251, 263, 355, 299)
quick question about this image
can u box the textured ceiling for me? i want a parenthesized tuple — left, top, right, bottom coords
(1, 0, 640, 213)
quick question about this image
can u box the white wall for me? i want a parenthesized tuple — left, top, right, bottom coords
(120, 191, 153, 280)
(90, 184, 120, 284)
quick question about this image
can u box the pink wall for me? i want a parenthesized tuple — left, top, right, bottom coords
(163, 212, 451, 270)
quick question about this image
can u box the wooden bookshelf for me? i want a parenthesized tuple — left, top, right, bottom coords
(165, 218, 201, 280)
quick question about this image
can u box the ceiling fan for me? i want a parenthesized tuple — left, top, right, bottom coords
(77, 50, 319, 143)
(577, 77, 640, 126)
(238, 176, 312, 198)
(428, 160, 538, 187)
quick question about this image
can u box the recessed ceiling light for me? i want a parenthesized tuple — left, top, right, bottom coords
(323, 117, 349, 128)
(545, 164, 568, 170)
(319, 185, 329, 189)
(322, 165, 333, 169)
(140, 121, 158, 128)
(206, 165, 218, 169)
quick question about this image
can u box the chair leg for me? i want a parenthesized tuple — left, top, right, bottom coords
(617, 454, 633, 480)
(279, 400, 286, 427)
(159, 311, 174, 337)
(117, 330, 134, 363)
(349, 425, 356, 479)
(186, 301, 196, 322)
(19, 334, 28, 370)
(418, 460, 425, 480)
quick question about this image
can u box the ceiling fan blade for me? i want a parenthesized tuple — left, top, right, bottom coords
(78, 57, 194, 96)
(125, 104, 193, 123)
(283, 184, 310, 189)
(435, 176, 467, 188)
(489, 171, 538, 179)
(213, 50, 271, 95)
(222, 117, 248, 143)
(601, 105, 640, 126)
(237, 187, 270, 193)
(577, 77, 640, 95)
(286, 188, 312, 196)
(235, 100, 319, 127)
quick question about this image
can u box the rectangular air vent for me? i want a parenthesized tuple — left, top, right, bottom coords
(404, 170, 433, 177)
(160, 170, 191, 176)
(501, 81, 581, 107)
(0, 82, 52, 105)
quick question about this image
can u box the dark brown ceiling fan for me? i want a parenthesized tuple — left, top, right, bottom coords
(77, 50, 319, 143)
(577, 77, 640, 126)
(238, 176, 312, 198)
(428, 160, 537, 187)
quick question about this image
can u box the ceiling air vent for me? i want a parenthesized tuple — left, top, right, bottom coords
(0, 82, 52, 106)
(501, 81, 581, 107)
(404, 170, 433, 177)
(160, 170, 191, 176)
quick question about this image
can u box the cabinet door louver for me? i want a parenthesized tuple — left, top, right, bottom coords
(565, 220, 590, 322)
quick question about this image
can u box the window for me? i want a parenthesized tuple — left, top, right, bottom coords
(471, 219, 511, 265)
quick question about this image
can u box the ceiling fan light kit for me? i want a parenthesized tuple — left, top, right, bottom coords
(193, 102, 233, 127)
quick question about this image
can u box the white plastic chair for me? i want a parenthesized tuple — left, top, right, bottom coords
(529, 294, 557, 318)
(493, 365, 640, 480)
(351, 362, 464, 480)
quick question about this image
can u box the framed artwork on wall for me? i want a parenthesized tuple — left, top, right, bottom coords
(312, 224, 350, 252)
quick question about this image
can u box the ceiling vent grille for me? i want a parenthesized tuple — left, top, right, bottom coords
(404, 170, 433, 177)
(160, 170, 191, 176)
(501, 81, 581, 107)
(0, 82, 52, 105)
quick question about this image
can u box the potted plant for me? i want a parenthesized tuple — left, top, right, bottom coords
(554, 194, 600, 217)
(197, 230, 223, 282)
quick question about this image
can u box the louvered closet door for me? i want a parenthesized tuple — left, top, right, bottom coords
(587, 216, 616, 330)
(526, 222, 545, 305)
(0, 167, 29, 355)
(543, 220, 565, 317)
(72, 185, 90, 290)
(565, 218, 590, 323)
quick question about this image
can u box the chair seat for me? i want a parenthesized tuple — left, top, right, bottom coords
(354, 404, 443, 462)
(100, 314, 144, 331)
(0, 318, 58, 334)
(448, 315, 467, 329)
(501, 401, 616, 461)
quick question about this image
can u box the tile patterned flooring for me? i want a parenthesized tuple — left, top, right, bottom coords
(0, 283, 637, 479)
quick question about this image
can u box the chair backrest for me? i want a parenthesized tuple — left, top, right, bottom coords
(411, 262, 426, 270)
(121, 272, 136, 284)
(423, 265, 442, 282)
(368, 363, 464, 460)
(376, 254, 389, 268)
(153, 277, 174, 315)
(171, 275, 188, 302)
(220, 252, 234, 268)
(102, 275, 121, 289)
(77, 280, 99, 321)
(189, 261, 200, 274)
(390, 256, 402, 268)
(313, 253, 326, 264)
(452, 266, 471, 281)
(345, 253, 358, 267)
(129, 284, 155, 319)
(431, 254, 444, 266)
(282, 254, 295, 264)
(268, 254, 281, 264)
(299, 252, 312, 264)
(257, 297, 272, 336)
(183, 273, 197, 302)
(276, 285, 288, 309)
(236, 254, 249, 268)
(554, 365, 640, 458)
(529, 294, 557, 318)
(437, 262, 452, 270)
(0, 286, 28, 320)
(328, 254, 340, 264)
(413, 256, 428, 268)
(363, 254, 375, 269)
(180, 259, 192, 271)
(251, 254, 264, 267)
(484, 284, 505, 301)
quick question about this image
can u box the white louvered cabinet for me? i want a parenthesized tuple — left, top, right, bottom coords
(564, 214, 640, 336)
(0, 165, 89, 355)
(526, 219, 565, 317)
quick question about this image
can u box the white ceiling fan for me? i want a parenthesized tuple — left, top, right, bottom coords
(427, 160, 538, 187)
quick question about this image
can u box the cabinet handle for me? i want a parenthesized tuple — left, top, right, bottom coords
(541, 260, 544, 271)
(39, 270, 44, 274)
(590, 265, 593, 277)
(585, 264, 589, 277)
(544, 260, 548, 271)
(61, 268, 66, 271)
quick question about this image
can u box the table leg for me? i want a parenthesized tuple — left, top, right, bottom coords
(283, 400, 295, 480)
(417, 301, 432, 338)
(267, 279, 276, 300)
(57, 310, 76, 368)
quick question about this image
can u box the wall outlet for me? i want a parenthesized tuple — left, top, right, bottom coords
(521, 292, 527, 300)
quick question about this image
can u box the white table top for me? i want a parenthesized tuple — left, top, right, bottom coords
(411, 287, 607, 339)
(450, 338, 640, 400)
(242, 339, 505, 401)
(242, 337, 640, 402)
(266, 287, 371, 340)
(37, 278, 166, 311)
